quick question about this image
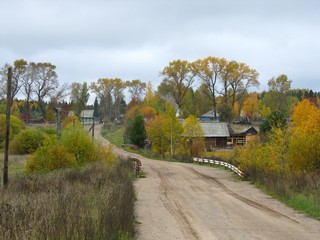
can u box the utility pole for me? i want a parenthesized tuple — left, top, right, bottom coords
(3, 67, 12, 187)
(92, 121, 95, 141)
(170, 119, 173, 157)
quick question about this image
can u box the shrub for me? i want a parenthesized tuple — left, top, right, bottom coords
(0, 114, 24, 146)
(47, 145, 78, 171)
(25, 125, 117, 174)
(60, 126, 97, 165)
(25, 144, 77, 173)
(10, 128, 46, 154)
(95, 144, 117, 165)
(62, 115, 80, 129)
(40, 126, 56, 134)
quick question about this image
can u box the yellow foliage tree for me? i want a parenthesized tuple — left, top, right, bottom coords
(242, 93, 260, 119)
(291, 99, 318, 130)
(259, 105, 271, 119)
(146, 103, 182, 157)
(288, 100, 320, 173)
(182, 115, 205, 156)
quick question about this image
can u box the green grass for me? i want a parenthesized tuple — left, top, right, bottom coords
(101, 126, 125, 147)
(285, 193, 320, 220)
(255, 181, 320, 220)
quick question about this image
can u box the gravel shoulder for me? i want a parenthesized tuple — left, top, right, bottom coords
(95, 125, 320, 240)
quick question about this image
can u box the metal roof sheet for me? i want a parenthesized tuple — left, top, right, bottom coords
(201, 122, 230, 137)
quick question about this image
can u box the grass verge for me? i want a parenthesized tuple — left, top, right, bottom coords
(255, 181, 320, 220)
(0, 160, 135, 240)
(101, 126, 125, 148)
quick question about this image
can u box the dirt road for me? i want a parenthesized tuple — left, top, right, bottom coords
(95, 125, 320, 240)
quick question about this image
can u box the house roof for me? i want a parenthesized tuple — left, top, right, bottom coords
(229, 124, 259, 134)
(201, 110, 220, 118)
(241, 126, 258, 134)
(200, 122, 230, 137)
(80, 110, 94, 118)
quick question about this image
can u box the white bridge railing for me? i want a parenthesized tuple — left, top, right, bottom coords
(193, 157, 244, 178)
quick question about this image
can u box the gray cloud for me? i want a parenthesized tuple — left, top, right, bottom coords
(1, 0, 320, 95)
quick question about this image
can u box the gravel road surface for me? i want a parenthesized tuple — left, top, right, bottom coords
(95, 125, 320, 240)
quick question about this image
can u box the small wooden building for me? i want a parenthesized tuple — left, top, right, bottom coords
(80, 110, 94, 124)
(228, 126, 259, 147)
(201, 122, 230, 150)
(199, 110, 220, 122)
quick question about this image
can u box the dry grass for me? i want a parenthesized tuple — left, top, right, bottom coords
(0, 159, 135, 240)
(0, 154, 28, 178)
(203, 151, 235, 162)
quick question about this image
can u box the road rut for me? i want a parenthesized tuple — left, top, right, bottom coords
(95, 125, 320, 240)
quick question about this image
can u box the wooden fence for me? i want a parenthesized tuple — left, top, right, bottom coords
(193, 157, 244, 178)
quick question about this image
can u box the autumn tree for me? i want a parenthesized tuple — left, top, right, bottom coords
(32, 62, 58, 118)
(146, 103, 182, 157)
(91, 78, 114, 119)
(143, 81, 163, 113)
(0, 59, 28, 102)
(217, 58, 233, 106)
(192, 57, 223, 119)
(242, 92, 260, 119)
(259, 105, 271, 120)
(260, 111, 287, 134)
(21, 62, 36, 121)
(145, 114, 167, 156)
(126, 79, 146, 101)
(91, 78, 126, 121)
(228, 62, 259, 118)
(263, 74, 292, 115)
(159, 60, 195, 116)
(291, 99, 317, 128)
(288, 100, 320, 172)
(140, 106, 156, 121)
(70, 82, 90, 116)
(112, 78, 126, 120)
(193, 84, 213, 116)
(49, 83, 70, 109)
(182, 115, 205, 156)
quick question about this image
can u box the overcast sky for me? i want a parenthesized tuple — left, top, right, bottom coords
(1, 0, 320, 99)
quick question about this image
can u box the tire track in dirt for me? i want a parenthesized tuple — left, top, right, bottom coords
(186, 166, 299, 224)
(150, 166, 200, 240)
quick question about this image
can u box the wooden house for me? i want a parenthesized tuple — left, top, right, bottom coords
(79, 110, 94, 124)
(199, 110, 220, 122)
(200, 122, 230, 150)
(228, 125, 259, 147)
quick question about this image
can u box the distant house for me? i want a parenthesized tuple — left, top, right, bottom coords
(199, 110, 220, 122)
(200, 122, 230, 150)
(228, 125, 259, 147)
(79, 110, 94, 124)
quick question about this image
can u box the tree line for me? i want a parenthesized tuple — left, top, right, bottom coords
(1, 58, 319, 124)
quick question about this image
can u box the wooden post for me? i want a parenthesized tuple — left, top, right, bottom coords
(92, 121, 95, 141)
(3, 67, 12, 187)
(56, 108, 62, 139)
